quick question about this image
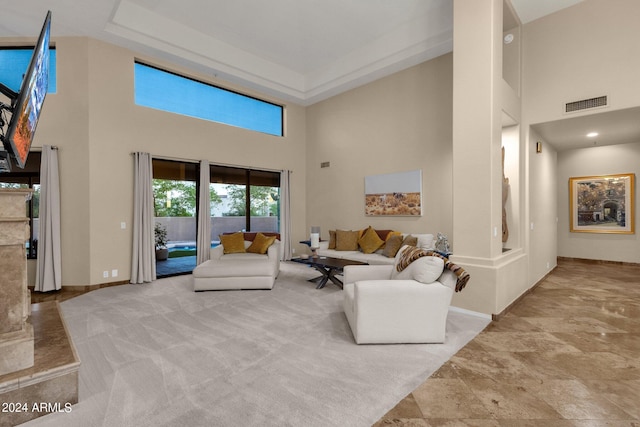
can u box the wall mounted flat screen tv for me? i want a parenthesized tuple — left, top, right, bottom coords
(2, 11, 51, 169)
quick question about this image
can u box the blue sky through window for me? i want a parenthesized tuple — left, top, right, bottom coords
(134, 63, 283, 137)
(0, 49, 56, 94)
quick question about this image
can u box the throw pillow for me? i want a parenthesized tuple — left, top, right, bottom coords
(382, 234, 404, 258)
(401, 234, 418, 248)
(220, 232, 246, 254)
(335, 229, 359, 251)
(392, 244, 411, 272)
(380, 230, 402, 249)
(392, 256, 445, 284)
(413, 233, 435, 250)
(374, 229, 393, 241)
(358, 226, 384, 254)
(247, 232, 276, 254)
(328, 230, 336, 249)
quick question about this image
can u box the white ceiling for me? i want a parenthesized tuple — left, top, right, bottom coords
(0, 0, 583, 106)
(532, 107, 640, 152)
(508, 0, 584, 24)
(6, 0, 636, 152)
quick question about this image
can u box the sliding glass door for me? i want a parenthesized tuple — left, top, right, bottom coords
(151, 159, 281, 277)
(249, 169, 280, 233)
(210, 165, 280, 240)
(152, 159, 198, 277)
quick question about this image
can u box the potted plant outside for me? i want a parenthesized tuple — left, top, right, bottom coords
(155, 223, 169, 261)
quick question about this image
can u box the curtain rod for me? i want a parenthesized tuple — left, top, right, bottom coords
(131, 152, 286, 173)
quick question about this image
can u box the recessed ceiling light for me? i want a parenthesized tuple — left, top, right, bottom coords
(587, 132, 599, 138)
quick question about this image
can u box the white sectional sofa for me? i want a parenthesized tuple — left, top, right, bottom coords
(316, 232, 435, 265)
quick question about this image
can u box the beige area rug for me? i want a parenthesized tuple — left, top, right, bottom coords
(24, 262, 490, 427)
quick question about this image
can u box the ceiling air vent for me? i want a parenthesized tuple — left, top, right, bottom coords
(565, 96, 608, 113)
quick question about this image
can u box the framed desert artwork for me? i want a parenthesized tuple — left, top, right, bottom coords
(569, 173, 635, 234)
(365, 169, 422, 216)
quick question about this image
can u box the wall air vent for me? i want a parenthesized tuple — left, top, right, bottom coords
(565, 96, 608, 113)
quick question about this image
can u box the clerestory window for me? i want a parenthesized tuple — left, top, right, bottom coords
(134, 62, 283, 136)
(0, 48, 56, 94)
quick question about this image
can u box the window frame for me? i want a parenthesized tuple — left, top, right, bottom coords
(209, 164, 281, 233)
(134, 61, 284, 137)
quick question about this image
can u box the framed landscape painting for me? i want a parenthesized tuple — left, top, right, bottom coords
(365, 169, 422, 216)
(569, 173, 635, 234)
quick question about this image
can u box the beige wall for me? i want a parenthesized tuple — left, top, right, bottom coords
(24, 37, 92, 286)
(528, 129, 558, 282)
(557, 143, 640, 263)
(523, 0, 640, 265)
(26, 37, 307, 286)
(305, 54, 454, 246)
(452, 0, 504, 261)
(502, 27, 520, 97)
(523, 0, 640, 125)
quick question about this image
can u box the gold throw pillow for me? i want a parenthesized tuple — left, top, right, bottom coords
(358, 226, 384, 254)
(335, 230, 359, 251)
(220, 232, 246, 254)
(247, 232, 277, 254)
(328, 230, 336, 249)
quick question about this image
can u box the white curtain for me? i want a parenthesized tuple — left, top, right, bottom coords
(279, 170, 292, 260)
(196, 160, 211, 265)
(130, 152, 156, 283)
(35, 145, 62, 292)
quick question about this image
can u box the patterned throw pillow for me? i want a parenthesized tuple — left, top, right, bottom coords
(358, 226, 384, 254)
(219, 232, 246, 254)
(247, 232, 276, 254)
(335, 230, 359, 251)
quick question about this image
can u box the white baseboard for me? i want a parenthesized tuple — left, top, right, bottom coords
(449, 305, 492, 320)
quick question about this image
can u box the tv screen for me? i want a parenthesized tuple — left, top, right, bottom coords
(3, 11, 51, 169)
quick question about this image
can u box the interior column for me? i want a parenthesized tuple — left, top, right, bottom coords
(0, 189, 34, 375)
(451, 0, 505, 315)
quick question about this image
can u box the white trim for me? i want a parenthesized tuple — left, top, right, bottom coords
(449, 305, 492, 320)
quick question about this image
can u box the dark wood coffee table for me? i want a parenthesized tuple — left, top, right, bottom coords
(291, 256, 368, 289)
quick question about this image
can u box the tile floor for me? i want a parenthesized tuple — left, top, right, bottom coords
(0, 302, 79, 426)
(374, 258, 640, 426)
(30, 258, 640, 426)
